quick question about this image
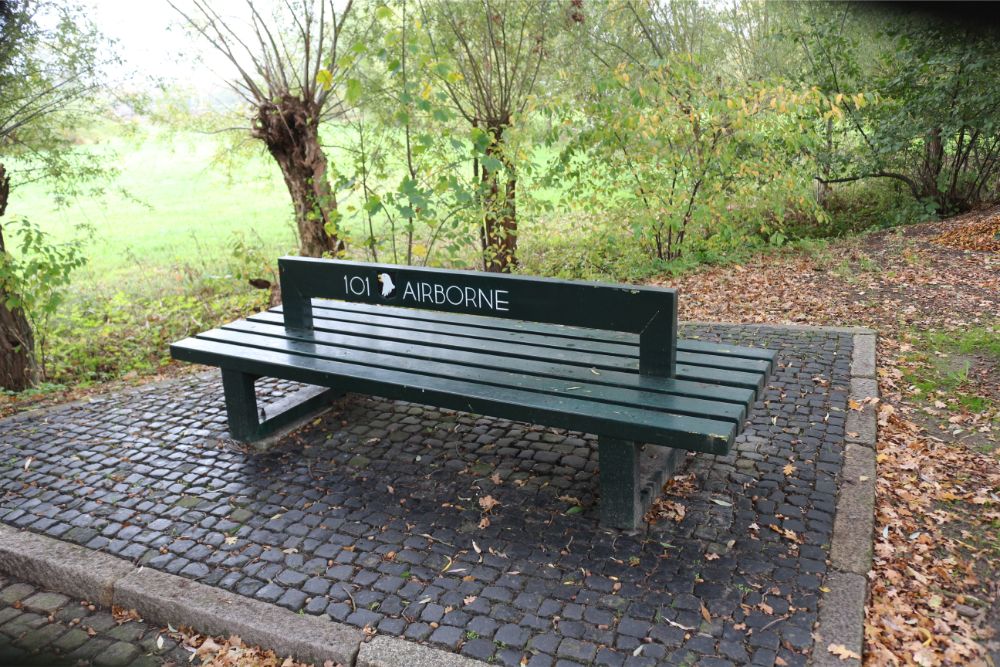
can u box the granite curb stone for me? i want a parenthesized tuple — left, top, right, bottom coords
(811, 572, 867, 667)
(358, 635, 487, 667)
(0, 525, 488, 666)
(809, 331, 878, 667)
(0, 523, 132, 607)
(829, 444, 876, 576)
(850, 334, 877, 379)
(114, 565, 366, 666)
(845, 378, 879, 448)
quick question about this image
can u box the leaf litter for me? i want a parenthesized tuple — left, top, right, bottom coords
(655, 209, 999, 665)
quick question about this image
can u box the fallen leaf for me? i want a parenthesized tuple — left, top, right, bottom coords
(828, 643, 861, 660)
(479, 495, 499, 513)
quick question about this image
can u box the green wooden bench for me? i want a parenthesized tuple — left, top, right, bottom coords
(170, 257, 775, 528)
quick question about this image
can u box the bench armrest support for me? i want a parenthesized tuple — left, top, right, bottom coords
(639, 304, 678, 378)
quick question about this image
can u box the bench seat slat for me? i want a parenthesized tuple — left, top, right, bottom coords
(196, 327, 748, 424)
(273, 307, 772, 374)
(170, 336, 736, 454)
(223, 319, 757, 406)
(250, 311, 767, 391)
(297, 300, 777, 367)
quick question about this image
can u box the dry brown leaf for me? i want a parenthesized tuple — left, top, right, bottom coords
(479, 495, 500, 513)
(827, 643, 861, 660)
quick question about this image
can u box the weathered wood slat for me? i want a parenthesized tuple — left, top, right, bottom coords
(273, 307, 771, 374)
(299, 299, 777, 367)
(222, 318, 757, 405)
(250, 311, 768, 387)
(200, 326, 748, 424)
(299, 304, 638, 356)
(170, 336, 736, 454)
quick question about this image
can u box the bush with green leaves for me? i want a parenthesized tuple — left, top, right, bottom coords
(0, 218, 87, 379)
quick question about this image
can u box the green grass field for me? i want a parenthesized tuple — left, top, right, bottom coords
(7, 128, 299, 284)
(6, 125, 582, 286)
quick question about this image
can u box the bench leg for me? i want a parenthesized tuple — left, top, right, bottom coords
(221, 369, 261, 441)
(220, 368, 343, 445)
(599, 437, 643, 530)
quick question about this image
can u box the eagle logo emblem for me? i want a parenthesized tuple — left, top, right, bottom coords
(376, 273, 396, 298)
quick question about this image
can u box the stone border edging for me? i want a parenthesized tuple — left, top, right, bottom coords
(0, 523, 487, 667)
(809, 330, 877, 667)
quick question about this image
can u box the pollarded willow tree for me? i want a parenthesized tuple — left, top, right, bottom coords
(419, 0, 556, 272)
(170, 0, 368, 257)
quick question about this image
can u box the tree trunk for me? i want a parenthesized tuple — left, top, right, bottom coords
(0, 164, 35, 392)
(253, 96, 343, 258)
(923, 126, 944, 208)
(481, 128, 517, 273)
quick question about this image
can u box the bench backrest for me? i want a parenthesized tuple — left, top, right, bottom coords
(278, 257, 678, 377)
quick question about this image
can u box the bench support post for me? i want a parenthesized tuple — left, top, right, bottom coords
(221, 369, 260, 441)
(220, 369, 342, 445)
(599, 437, 643, 530)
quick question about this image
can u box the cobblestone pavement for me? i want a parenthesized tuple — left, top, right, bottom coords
(0, 325, 852, 667)
(0, 573, 188, 666)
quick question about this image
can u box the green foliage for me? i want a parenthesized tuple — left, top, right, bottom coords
(45, 285, 264, 385)
(42, 254, 269, 386)
(336, 2, 482, 267)
(0, 0, 119, 200)
(783, 3, 1000, 214)
(0, 218, 86, 315)
(547, 5, 828, 264)
(0, 217, 88, 375)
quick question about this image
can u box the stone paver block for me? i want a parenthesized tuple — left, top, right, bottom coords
(52, 627, 91, 652)
(21, 591, 70, 614)
(0, 583, 35, 604)
(94, 640, 141, 666)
